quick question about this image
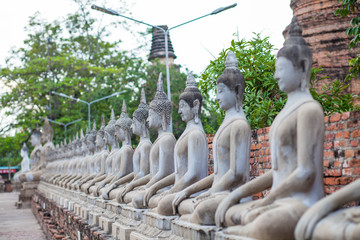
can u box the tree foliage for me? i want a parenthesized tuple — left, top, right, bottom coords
(199, 33, 358, 130)
(0, 0, 188, 166)
(335, 0, 360, 81)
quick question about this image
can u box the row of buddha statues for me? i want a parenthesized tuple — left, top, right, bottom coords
(20, 17, 359, 240)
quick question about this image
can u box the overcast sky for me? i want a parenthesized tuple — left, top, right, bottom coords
(0, 0, 293, 74)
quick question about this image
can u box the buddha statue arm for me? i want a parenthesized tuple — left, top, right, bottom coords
(215, 170, 273, 227)
(110, 149, 133, 184)
(143, 173, 176, 205)
(211, 121, 251, 194)
(172, 174, 214, 213)
(259, 104, 324, 207)
(146, 136, 175, 188)
(136, 143, 151, 180)
(111, 172, 134, 187)
(120, 174, 152, 199)
(295, 180, 360, 240)
(171, 131, 208, 193)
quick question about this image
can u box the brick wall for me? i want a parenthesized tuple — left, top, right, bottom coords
(207, 110, 360, 196)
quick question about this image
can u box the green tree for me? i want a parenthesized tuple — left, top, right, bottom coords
(335, 0, 360, 81)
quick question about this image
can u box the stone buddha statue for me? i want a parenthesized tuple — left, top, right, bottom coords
(141, 73, 209, 214)
(295, 179, 360, 240)
(24, 117, 55, 182)
(81, 116, 109, 193)
(14, 143, 30, 182)
(60, 133, 81, 187)
(73, 120, 98, 190)
(170, 51, 251, 225)
(100, 100, 134, 199)
(89, 109, 121, 196)
(19, 125, 42, 182)
(215, 17, 325, 240)
(111, 89, 152, 201)
(117, 73, 176, 207)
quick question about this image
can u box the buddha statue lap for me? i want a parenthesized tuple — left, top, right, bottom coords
(214, 17, 325, 240)
(170, 51, 251, 225)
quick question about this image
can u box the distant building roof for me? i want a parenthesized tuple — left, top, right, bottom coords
(148, 25, 177, 61)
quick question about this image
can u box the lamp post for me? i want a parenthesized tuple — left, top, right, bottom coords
(52, 91, 125, 130)
(47, 118, 82, 139)
(91, 3, 237, 132)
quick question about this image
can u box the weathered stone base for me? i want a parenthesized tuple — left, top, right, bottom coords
(112, 205, 146, 240)
(171, 219, 219, 240)
(19, 181, 39, 208)
(130, 211, 178, 239)
(214, 232, 256, 240)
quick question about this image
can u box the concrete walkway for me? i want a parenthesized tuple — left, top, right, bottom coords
(0, 192, 46, 240)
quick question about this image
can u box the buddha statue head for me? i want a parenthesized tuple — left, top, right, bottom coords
(148, 73, 172, 131)
(115, 100, 132, 143)
(276, 16, 312, 93)
(21, 143, 29, 159)
(31, 124, 42, 147)
(104, 109, 116, 147)
(86, 120, 97, 154)
(41, 117, 54, 144)
(132, 88, 149, 137)
(216, 51, 245, 112)
(96, 115, 106, 150)
(80, 129, 89, 155)
(179, 72, 202, 124)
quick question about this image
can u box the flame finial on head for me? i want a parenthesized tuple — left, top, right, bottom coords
(225, 51, 238, 69)
(140, 88, 146, 104)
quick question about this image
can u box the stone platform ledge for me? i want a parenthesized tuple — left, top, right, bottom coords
(171, 219, 219, 240)
(32, 191, 113, 240)
(214, 231, 256, 240)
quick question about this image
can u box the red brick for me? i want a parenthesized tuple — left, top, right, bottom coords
(330, 113, 341, 122)
(256, 143, 262, 150)
(324, 116, 329, 123)
(349, 159, 360, 167)
(338, 123, 345, 130)
(265, 127, 270, 133)
(335, 132, 342, 139)
(351, 140, 359, 147)
(265, 149, 271, 155)
(335, 177, 354, 185)
(324, 169, 342, 177)
(324, 185, 336, 194)
(262, 142, 269, 148)
(343, 131, 350, 139)
(326, 124, 337, 131)
(334, 160, 342, 167)
(323, 160, 329, 167)
(348, 120, 360, 128)
(352, 168, 360, 175)
(342, 168, 352, 176)
(323, 177, 336, 185)
(326, 133, 335, 141)
(324, 151, 334, 158)
(251, 144, 256, 150)
(334, 141, 340, 148)
(339, 140, 347, 147)
(324, 142, 333, 150)
(345, 149, 354, 158)
(342, 112, 350, 120)
(257, 128, 263, 134)
(352, 129, 360, 138)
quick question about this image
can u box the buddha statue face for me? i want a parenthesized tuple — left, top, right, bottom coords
(115, 125, 126, 142)
(216, 83, 237, 111)
(86, 136, 95, 153)
(95, 131, 104, 149)
(178, 99, 195, 123)
(103, 131, 115, 147)
(31, 132, 41, 147)
(275, 57, 303, 93)
(147, 109, 162, 130)
(131, 118, 143, 136)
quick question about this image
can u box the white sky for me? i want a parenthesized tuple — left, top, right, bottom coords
(0, 0, 293, 74)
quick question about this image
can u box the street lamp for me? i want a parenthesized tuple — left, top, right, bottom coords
(47, 118, 82, 139)
(91, 3, 237, 132)
(52, 91, 125, 130)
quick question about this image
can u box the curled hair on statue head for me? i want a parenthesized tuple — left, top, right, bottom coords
(179, 72, 203, 115)
(216, 51, 245, 109)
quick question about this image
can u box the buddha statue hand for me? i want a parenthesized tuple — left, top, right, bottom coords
(172, 190, 189, 215)
(143, 186, 157, 207)
(102, 185, 115, 200)
(215, 194, 239, 227)
(194, 189, 212, 201)
(295, 203, 328, 240)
